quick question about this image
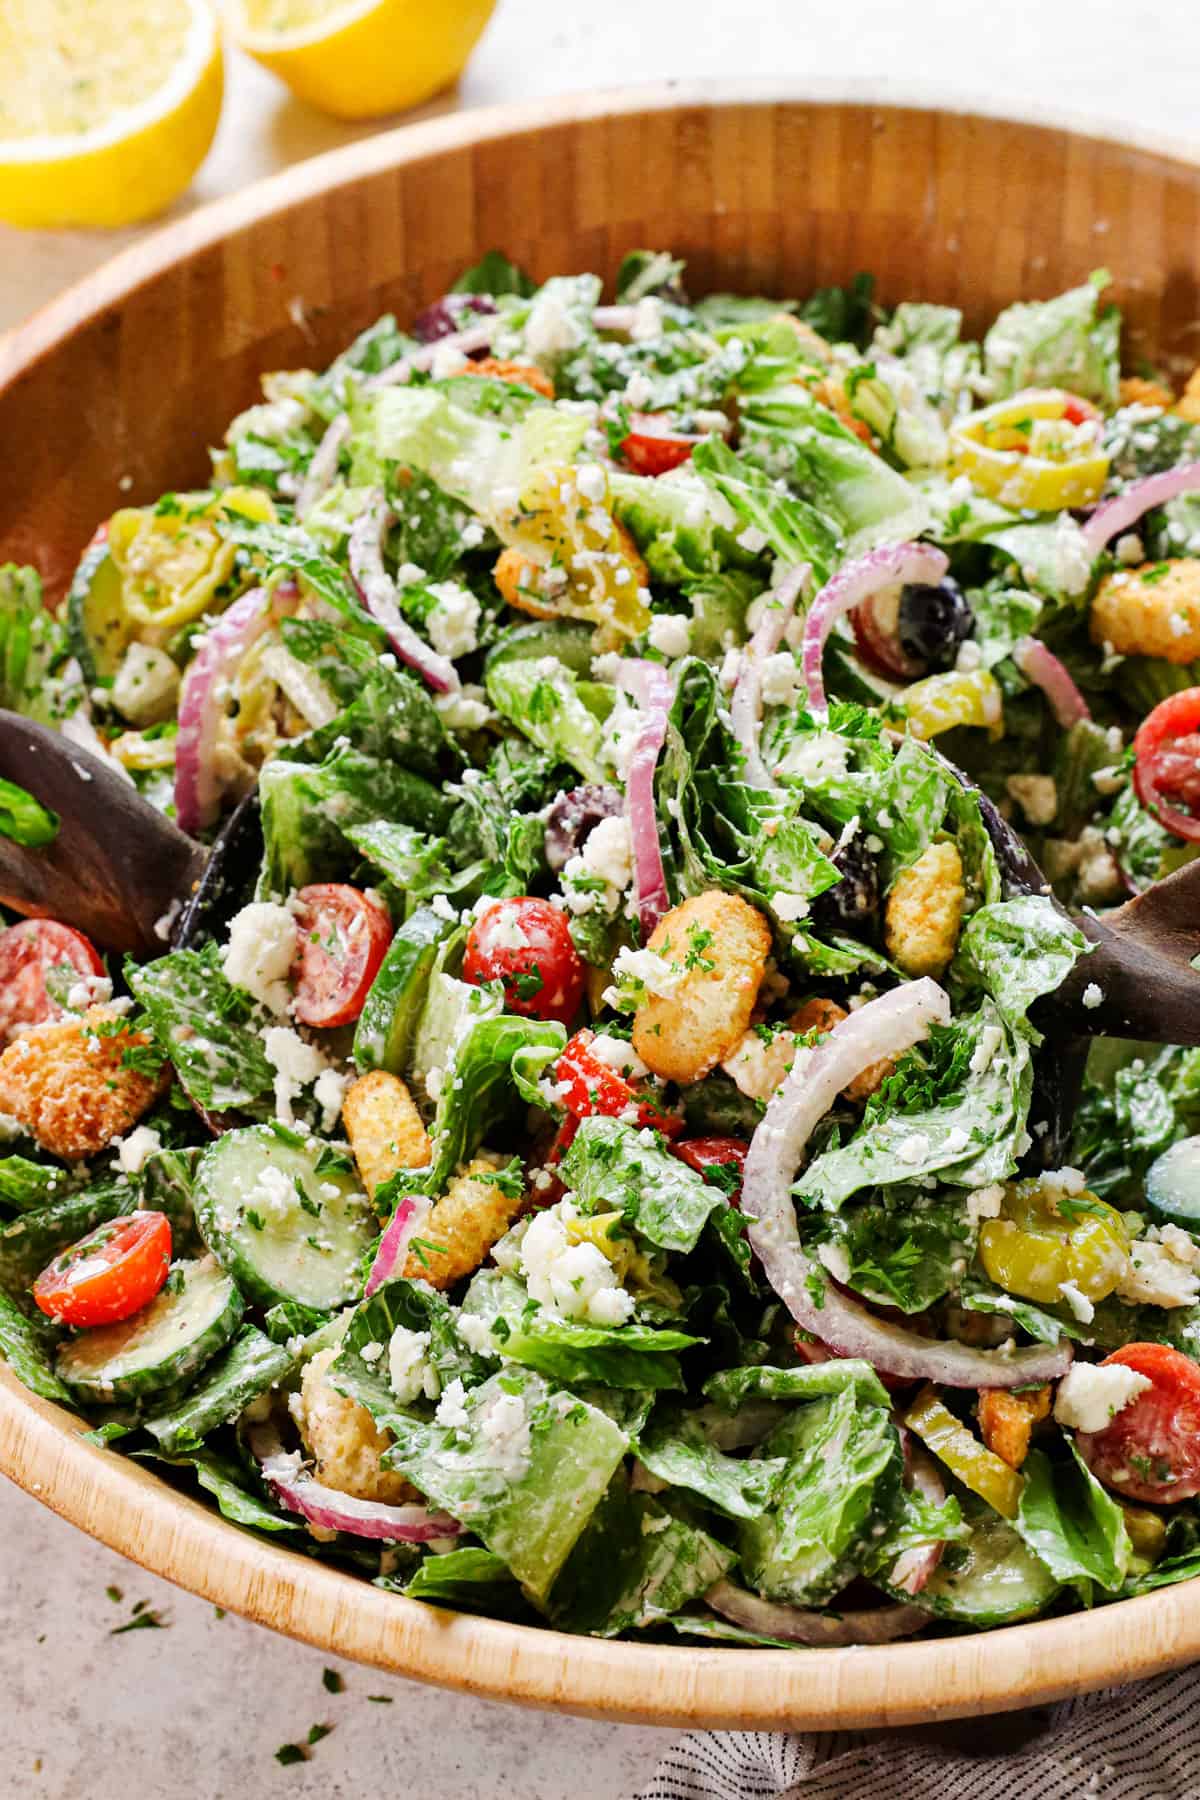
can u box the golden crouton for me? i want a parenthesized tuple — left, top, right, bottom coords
(0, 1007, 167, 1160)
(1176, 367, 1200, 424)
(788, 996, 894, 1102)
(294, 1347, 417, 1505)
(404, 1152, 523, 1292)
(1090, 560, 1200, 664)
(884, 842, 965, 979)
(457, 358, 555, 400)
(633, 892, 772, 1085)
(343, 1071, 431, 1200)
(1119, 375, 1176, 410)
(977, 1385, 1051, 1470)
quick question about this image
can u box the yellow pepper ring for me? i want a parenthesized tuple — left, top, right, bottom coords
(949, 388, 1111, 511)
(978, 1179, 1129, 1308)
(903, 1384, 1024, 1520)
(900, 667, 1005, 742)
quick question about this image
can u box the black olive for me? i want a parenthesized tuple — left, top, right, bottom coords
(897, 578, 974, 672)
(411, 292, 498, 346)
(810, 835, 879, 936)
(543, 784, 624, 873)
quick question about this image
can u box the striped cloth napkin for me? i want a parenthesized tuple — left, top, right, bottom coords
(638, 1668, 1199, 1798)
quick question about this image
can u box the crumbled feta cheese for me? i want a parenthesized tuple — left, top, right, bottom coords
(1082, 982, 1103, 1011)
(624, 369, 654, 409)
(582, 814, 633, 892)
(111, 1124, 161, 1176)
(1057, 1280, 1095, 1324)
(759, 651, 804, 708)
(969, 1024, 1003, 1075)
(424, 580, 480, 659)
(1006, 774, 1058, 827)
(896, 1132, 932, 1165)
(66, 973, 113, 1012)
(519, 1202, 634, 1326)
(263, 1025, 326, 1125)
(604, 945, 682, 1009)
(388, 1325, 440, 1404)
(456, 1313, 496, 1355)
(770, 891, 810, 923)
(111, 642, 180, 728)
(574, 461, 607, 503)
(487, 903, 533, 952)
(430, 342, 469, 380)
(1054, 1362, 1151, 1434)
(313, 1066, 350, 1129)
(476, 1387, 532, 1480)
(629, 296, 665, 342)
(223, 902, 298, 1013)
(647, 612, 691, 659)
(525, 292, 580, 360)
(1115, 532, 1145, 566)
(736, 525, 769, 554)
(943, 1125, 969, 1156)
(775, 730, 850, 784)
(1118, 1236, 1200, 1309)
(586, 1033, 648, 1079)
(966, 1185, 1005, 1225)
(434, 1377, 471, 1431)
(431, 894, 457, 923)
(435, 684, 492, 731)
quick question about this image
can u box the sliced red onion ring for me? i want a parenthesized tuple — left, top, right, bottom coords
(364, 1195, 431, 1298)
(890, 1442, 947, 1597)
(363, 320, 500, 393)
(730, 564, 809, 788)
(348, 491, 459, 694)
(294, 413, 350, 519)
(1081, 462, 1200, 559)
(259, 1448, 461, 1542)
(617, 658, 675, 938)
(742, 982, 1072, 1388)
(706, 1579, 928, 1647)
(174, 582, 298, 834)
(1012, 636, 1091, 728)
(802, 544, 950, 715)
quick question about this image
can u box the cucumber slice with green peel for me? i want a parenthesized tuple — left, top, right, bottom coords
(484, 618, 596, 677)
(1145, 1136, 1200, 1229)
(821, 638, 904, 709)
(65, 539, 131, 685)
(353, 904, 455, 1076)
(55, 1256, 243, 1403)
(906, 1494, 1059, 1625)
(195, 1126, 376, 1310)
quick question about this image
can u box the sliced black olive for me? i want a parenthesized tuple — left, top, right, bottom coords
(810, 835, 879, 936)
(897, 578, 974, 672)
(411, 292, 498, 346)
(543, 784, 624, 873)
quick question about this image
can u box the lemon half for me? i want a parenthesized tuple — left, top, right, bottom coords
(0, 0, 223, 229)
(228, 0, 496, 121)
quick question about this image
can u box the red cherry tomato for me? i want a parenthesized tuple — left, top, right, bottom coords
(1074, 1343, 1200, 1503)
(673, 1136, 749, 1199)
(555, 1028, 682, 1134)
(1133, 689, 1200, 842)
(850, 587, 924, 681)
(33, 1211, 172, 1328)
(620, 414, 709, 477)
(463, 898, 585, 1024)
(0, 919, 106, 1047)
(291, 885, 393, 1028)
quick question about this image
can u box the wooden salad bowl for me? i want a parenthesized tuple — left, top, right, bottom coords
(4, 82, 1200, 1729)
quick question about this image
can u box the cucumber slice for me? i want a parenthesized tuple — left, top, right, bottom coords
(910, 1494, 1059, 1625)
(409, 970, 502, 1093)
(484, 618, 596, 677)
(195, 1125, 375, 1310)
(353, 904, 455, 1076)
(65, 538, 131, 685)
(1145, 1136, 1200, 1228)
(55, 1255, 243, 1402)
(821, 638, 904, 709)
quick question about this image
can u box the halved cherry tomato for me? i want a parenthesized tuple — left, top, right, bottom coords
(464, 897, 585, 1025)
(555, 1028, 682, 1133)
(33, 1210, 172, 1327)
(620, 414, 708, 477)
(291, 885, 393, 1028)
(1133, 689, 1200, 842)
(0, 919, 105, 1047)
(673, 1135, 749, 1198)
(1074, 1343, 1200, 1504)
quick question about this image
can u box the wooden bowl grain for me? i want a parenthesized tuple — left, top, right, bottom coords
(3, 82, 1200, 1727)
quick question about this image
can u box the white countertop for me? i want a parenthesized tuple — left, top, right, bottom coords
(2, 1, 1199, 1794)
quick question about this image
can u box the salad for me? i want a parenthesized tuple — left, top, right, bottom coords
(4, 249, 1200, 1646)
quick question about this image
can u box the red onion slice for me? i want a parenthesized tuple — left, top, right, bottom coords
(259, 1448, 461, 1542)
(295, 413, 350, 519)
(1080, 461, 1200, 559)
(364, 1195, 431, 1298)
(742, 981, 1072, 1388)
(890, 1442, 947, 1597)
(363, 320, 500, 393)
(174, 582, 297, 834)
(616, 658, 675, 939)
(802, 544, 950, 715)
(730, 564, 808, 788)
(1012, 636, 1091, 728)
(348, 491, 459, 694)
(706, 1579, 928, 1646)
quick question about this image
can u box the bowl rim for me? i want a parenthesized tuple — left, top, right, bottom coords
(4, 78, 1200, 1727)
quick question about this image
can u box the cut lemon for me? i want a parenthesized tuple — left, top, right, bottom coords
(227, 0, 496, 121)
(0, 0, 223, 230)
